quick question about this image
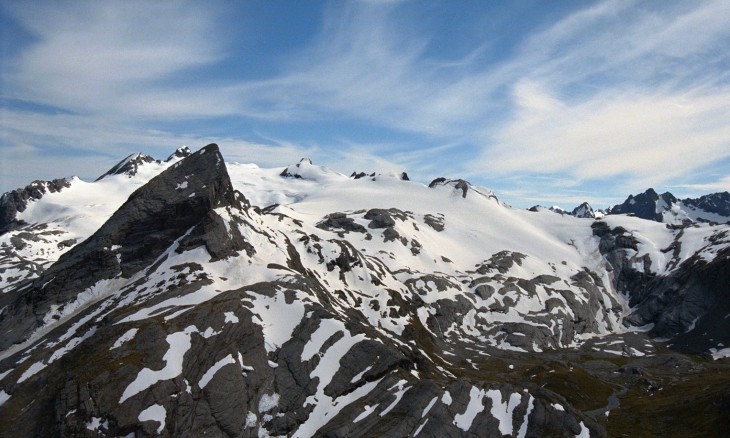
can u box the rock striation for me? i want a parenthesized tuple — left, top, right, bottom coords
(1, 146, 729, 437)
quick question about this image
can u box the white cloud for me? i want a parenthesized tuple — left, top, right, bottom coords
(473, 0, 730, 195)
(2, 1, 730, 205)
(672, 176, 730, 194)
(485, 82, 730, 186)
(0, 108, 414, 193)
(3, 1, 225, 117)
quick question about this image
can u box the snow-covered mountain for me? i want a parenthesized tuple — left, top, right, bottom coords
(608, 188, 730, 224)
(1, 145, 729, 437)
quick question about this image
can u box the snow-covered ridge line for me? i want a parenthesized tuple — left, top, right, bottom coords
(1, 144, 729, 437)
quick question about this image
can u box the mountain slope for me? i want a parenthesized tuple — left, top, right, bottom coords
(609, 188, 730, 224)
(0, 145, 729, 437)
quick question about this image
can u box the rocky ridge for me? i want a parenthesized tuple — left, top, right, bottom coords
(0, 146, 729, 437)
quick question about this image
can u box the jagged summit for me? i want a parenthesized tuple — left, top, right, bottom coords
(350, 171, 409, 181)
(1, 145, 730, 437)
(428, 177, 498, 202)
(609, 188, 676, 222)
(0, 178, 71, 234)
(0, 144, 250, 350)
(571, 202, 597, 218)
(279, 158, 345, 182)
(166, 145, 192, 162)
(95, 152, 155, 181)
(96, 146, 194, 182)
(609, 188, 730, 224)
(528, 204, 568, 214)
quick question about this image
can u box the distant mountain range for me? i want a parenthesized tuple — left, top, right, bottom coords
(530, 188, 730, 225)
(1, 145, 729, 437)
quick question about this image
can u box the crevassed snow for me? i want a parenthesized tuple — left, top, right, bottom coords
(199, 354, 236, 389)
(139, 404, 166, 434)
(120, 325, 197, 403)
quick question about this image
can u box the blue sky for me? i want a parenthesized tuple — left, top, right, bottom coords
(1, 0, 729, 208)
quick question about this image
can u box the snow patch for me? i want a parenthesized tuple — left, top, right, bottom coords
(139, 404, 166, 434)
(199, 354, 236, 389)
(486, 389, 521, 435)
(120, 326, 197, 403)
(454, 386, 486, 431)
(0, 391, 10, 407)
(224, 311, 239, 324)
(111, 328, 138, 350)
(353, 404, 379, 423)
(259, 393, 280, 412)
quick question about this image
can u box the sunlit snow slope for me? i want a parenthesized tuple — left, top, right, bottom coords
(0, 145, 729, 437)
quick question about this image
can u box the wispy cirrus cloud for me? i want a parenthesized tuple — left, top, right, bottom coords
(470, 0, 730, 201)
(1, 0, 729, 206)
(2, 1, 229, 118)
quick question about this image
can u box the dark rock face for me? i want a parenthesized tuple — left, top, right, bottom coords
(607, 189, 730, 224)
(682, 191, 730, 220)
(609, 188, 675, 222)
(350, 171, 409, 181)
(281, 158, 313, 178)
(428, 177, 469, 198)
(593, 220, 730, 352)
(624, 246, 730, 352)
(350, 171, 374, 179)
(2, 147, 730, 437)
(165, 146, 192, 162)
(317, 212, 367, 234)
(571, 202, 596, 218)
(428, 177, 497, 201)
(95, 153, 156, 181)
(0, 178, 71, 234)
(364, 209, 397, 229)
(0, 144, 249, 350)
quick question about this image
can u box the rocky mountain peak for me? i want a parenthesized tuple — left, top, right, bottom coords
(95, 152, 156, 181)
(2, 145, 730, 437)
(0, 143, 250, 350)
(428, 177, 498, 202)
(165, 145, 192, 162)
(350, 171, 410, 181)
(609, 188, 675, 222)
(607, 188, 730, 224)
(571, 201, 596, 218)
(682, 191, 730, 218)
(0, 178, 72, 234)
(280, 158, 314, 178)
